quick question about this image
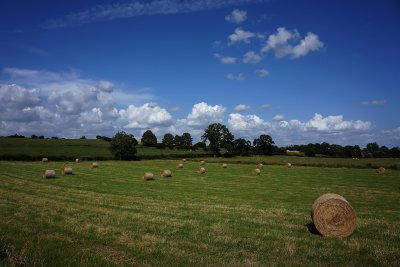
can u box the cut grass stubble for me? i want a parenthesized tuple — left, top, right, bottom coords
(0, 160, 399, 266)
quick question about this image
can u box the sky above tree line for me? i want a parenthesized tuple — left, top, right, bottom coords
(0, 0, 399, 147)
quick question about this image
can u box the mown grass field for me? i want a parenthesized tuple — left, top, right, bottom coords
(1, 160, 399, 266)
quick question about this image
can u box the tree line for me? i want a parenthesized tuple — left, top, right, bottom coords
(108, 123, 399, 160)
(3, 123, 399, 160)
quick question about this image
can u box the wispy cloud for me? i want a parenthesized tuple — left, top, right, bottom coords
(362, 99, 386, 106)
(42, 0, 269, 29)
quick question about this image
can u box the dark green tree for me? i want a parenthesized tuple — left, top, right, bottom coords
(174, 134, 182, 146)
(201, 123, 234, 156)
(162, 133, 174, 149)
(253, 134, 275, 155)
(364, 142, 379, 157)
(181, 132, 193, 147)
(141, 130, 157, 147)
(389, 147, 400, 157)
(110, 131, 138, 160)
(233, 138, 252, 156)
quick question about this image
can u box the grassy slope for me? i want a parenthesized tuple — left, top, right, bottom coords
(1, 138, 399, 169)
(0, 160, 399, 266)
(0, 138, 207, 160)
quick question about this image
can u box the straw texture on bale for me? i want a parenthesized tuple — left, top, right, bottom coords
(43, 170, 56, 179)
(92, 162, 98, 168)
(311, 193, 357, 237)
(221, 163, 227, 168)
(200, 160, 205, 165)
(198, 167, 205, 174)
(142, 172, 154, 180)
(177, 163, 184, 168)
(376, 167, 385, 174)
(61, 167, 73, 175)
(161, 170, 172, 178)
(75, 158, 80, 163)
(253, 168, 261, 175)
(41, 158, 48, 163)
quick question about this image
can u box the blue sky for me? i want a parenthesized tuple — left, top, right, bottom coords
(0, 0, 399, 147)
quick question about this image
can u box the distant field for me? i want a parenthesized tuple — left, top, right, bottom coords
(0, 138, 399, 169)
(0, 138, 207, 160)
(0, 160, 399, 266)
(200, 155, 400, 169)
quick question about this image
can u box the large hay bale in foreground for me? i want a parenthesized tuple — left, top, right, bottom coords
(376, 167, 385, 174)
(41, 158, 48, 163)
(61, 167, 73, 175)
(142, 172, 154, 180)
(253, 168, 261, 175)
(198, 167, 205, 174)
(92, 162, 98, 168)
(311, 193, 357, 237)
(43, 170, 56, 179)
(161, 170, 172, 178)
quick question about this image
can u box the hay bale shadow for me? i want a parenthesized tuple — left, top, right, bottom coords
(306, 222, 322, 236)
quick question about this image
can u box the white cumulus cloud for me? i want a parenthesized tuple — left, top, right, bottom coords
(256, 69, 269, 77)
(228, 113, 270, 139)
(243, 51, 262, 64)
(119, 103, 173, 129)
(306, 113, 371, 132)
(234, 104, 251, 113)
(273, 114, 285, 121)
(97, 80, 115, 92)
(214, 53, 237, 64)
(227, 73, 245, 81)
(261, 27, 323, 58)
(225, 9, 247, 24)
(178, 102, 226, 129)
(229, 27, 260, 45)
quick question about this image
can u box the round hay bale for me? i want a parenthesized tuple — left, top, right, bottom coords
(41, 158, 48, 163)
(142, 172, 154, 181)
(287, 162, 292, 168)
(177, 163, 184, 168)
(182, 158, 187, 162)
(43, 170, 56, 179)
(376, 167, 385, 174)
(257, 163, 263, 168)
(311, 193, 357, 237)
(161, 169, 172, 178)
(198, 167, 205, 174)
(221, 163, 227, 168)
(75, 158, 80, 163)
(92, 162, 98, 168)
(253, 168, 261, 176)
(200, 160, 205, 165)
(61, 167, 73, 175)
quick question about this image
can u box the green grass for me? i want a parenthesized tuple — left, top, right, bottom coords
(0, 138, 208, 160)
(1, 160, 399, 266)
(0, 138, 113, 159)
(200, 155, 400, 169)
